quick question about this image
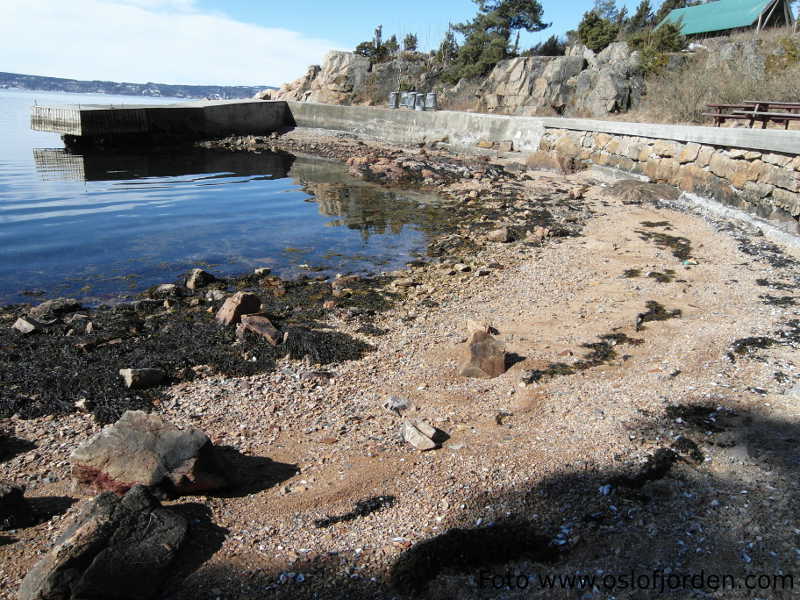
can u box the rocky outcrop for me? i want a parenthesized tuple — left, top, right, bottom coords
(18, 486, 187, 600)
(476, 42, 643, 117)
(261, 44, 644, 117)
(261, 51, 371, 105)
(70, 410, 229, 497)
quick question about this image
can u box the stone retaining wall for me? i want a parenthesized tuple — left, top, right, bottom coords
(539, 128, 800, 225)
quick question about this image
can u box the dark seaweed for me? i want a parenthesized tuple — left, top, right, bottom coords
(760, 295, 797, 307)
(313, 496, 395, 528)
(635, 301, 682, 331)
(611, 449, 679, 489)
(635, 230, 692, 261)
(648, 269, 676, 283)
(523, 333, 643, 383)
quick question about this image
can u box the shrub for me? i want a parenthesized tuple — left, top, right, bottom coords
(577, 11, 620, 53)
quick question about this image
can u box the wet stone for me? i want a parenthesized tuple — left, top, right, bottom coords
(119, 368, 165, 389)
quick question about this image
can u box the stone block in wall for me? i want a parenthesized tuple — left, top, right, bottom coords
(582, 134, 595, 148)
(605, 137, 623, 155)
(761, 165, 800, 193)
(762, 153, 793, 167)
(653, 140, 678, 158)
(554, 135, 581, 157)
(727, 149, 747, 159)
(744, 181, 775, 199)
(677, 164, 734, 203)
(638, 145, 654, 162)
(791, 156, 800, 171)
(595, 133, 612, 149)
(657, 158, 681, 183)
(708, 153, 738, 180)
(643, 158, 660, 181)
(770, 188, 800, 217)
(744, 151, 762, 160)
(678, 143, 700, 164)
(729, 160, 764, 188)
(624, 139, 643, 160)
(697, 146, 714, 168)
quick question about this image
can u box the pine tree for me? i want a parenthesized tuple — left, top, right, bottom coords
(444, 0, 550, 82)
(403, 33, 418, 52)
(628, 0, 654, 32)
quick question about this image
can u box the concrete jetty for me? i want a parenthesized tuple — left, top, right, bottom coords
(31, 99, 291, 147)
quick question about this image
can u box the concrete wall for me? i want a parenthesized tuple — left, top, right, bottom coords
(287, 101, 546, 152)
(33, 100, 290, 140)
(286, 101, 800, 155)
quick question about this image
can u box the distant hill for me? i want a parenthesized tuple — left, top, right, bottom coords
(0, 72, 275, 100)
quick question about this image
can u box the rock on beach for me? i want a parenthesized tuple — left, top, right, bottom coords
(70, 410, 229, 497)
(18, 485, 187, 600)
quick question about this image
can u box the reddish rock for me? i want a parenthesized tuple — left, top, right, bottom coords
(215, 292, 261, 326)
(238, 314, 281, 346)
(459, 330, 507, 379)
(70, 410, 229, 497)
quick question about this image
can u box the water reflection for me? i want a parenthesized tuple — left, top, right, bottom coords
(5, 147, 446, 304)
(33, 147, 295, 182)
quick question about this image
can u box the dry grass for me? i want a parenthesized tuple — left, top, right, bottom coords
(631, 27, 800, 125)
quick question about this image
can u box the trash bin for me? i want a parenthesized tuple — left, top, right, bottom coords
(414, 93, 425, 111)
(388, 92, 399, 109)
(425, 93, 438, 111)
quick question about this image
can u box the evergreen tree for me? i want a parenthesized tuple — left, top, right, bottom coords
(403, 33, 418, 52)
(577, 11, 620, 52)
(385, 35, 400, 55)
(628, 0, 654, 32)
(527, 34, 566, 56)
(445, 0, 550, 82)
(593, 0, 619, 21)
(436, 27, 459, 64)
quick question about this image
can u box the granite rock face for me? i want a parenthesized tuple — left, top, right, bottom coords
(18, 486, 187, 600)
(476, 42, 643, 117)
(70, 410, 229, 497)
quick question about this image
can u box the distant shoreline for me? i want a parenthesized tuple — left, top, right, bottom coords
(0, 71, 276, 100)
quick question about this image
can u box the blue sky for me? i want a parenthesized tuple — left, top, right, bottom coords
(195, 0, 646, 52)
(3, 1, 793, 87)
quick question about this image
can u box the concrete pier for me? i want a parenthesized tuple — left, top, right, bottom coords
(31, 99, 292, 147)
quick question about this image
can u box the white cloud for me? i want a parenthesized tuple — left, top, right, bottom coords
(1, 0, 340, 87)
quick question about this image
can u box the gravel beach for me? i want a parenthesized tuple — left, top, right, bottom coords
(2, 133, 800, 599)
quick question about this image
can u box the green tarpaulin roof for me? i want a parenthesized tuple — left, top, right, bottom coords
(658, 0, 780, 35)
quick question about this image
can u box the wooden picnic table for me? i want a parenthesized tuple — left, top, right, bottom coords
(704, 101, 800, 129)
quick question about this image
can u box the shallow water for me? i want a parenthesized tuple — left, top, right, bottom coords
(0, 90, 446, 305)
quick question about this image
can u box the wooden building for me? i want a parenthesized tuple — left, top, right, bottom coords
(658, 0, 797, 38)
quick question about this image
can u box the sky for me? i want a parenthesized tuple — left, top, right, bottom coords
(0, 0, 785, 88)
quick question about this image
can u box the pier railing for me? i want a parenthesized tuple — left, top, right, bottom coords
(31, 105, 83, 135)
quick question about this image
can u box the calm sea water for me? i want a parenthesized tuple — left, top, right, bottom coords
(0, 89, 445, 305)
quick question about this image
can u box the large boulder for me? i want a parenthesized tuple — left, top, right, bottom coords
(28, 298, 81, 320)
(70, 410, 229, 497)
(475, 41, 643, 117)
(308, 51, 371, 105)
(18, 485, 187, 600)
